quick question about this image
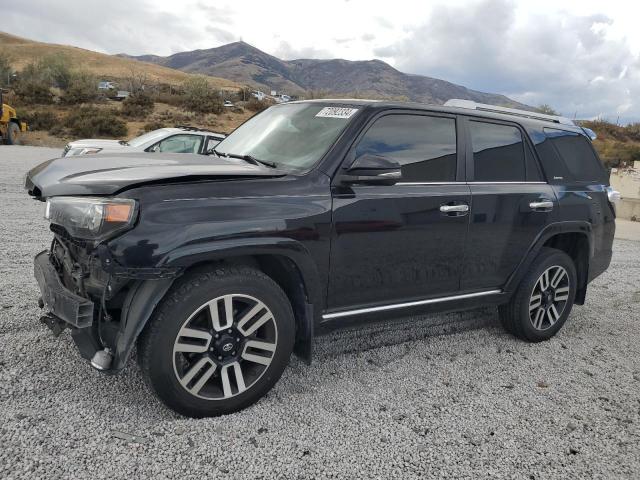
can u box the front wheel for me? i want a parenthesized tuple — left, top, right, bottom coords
(7, 122, 24, 145)
(138, 266, 295, 417)
(499, 247, 577, 342)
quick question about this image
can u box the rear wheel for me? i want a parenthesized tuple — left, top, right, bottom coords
(138, 266, 295, 417)
(499, 247, 577, 342)
(7, 122, 23, 145)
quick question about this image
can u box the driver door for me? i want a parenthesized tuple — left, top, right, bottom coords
(327, 112, 471, 311)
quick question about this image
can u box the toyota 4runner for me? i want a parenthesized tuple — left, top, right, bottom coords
(26, 99, 617, 417)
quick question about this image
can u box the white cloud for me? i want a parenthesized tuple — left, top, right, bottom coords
(373, 0, 640, 122)
(3, 0, 640, 121)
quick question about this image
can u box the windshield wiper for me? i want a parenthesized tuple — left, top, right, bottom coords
(213, 149, 278, 169)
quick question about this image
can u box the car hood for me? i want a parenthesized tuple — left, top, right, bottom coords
(25, 152, 285, 199)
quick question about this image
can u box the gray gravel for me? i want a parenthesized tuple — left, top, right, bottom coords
(1, 146, 639, 479)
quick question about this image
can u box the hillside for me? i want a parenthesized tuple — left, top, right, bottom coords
(0, 31, 239, 89)
(120, 41, 528, 107)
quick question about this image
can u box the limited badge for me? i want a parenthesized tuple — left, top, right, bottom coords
(315, 107, 359, 119)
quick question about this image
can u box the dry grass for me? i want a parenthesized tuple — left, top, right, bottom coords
(20, 130, 68, 148)
(0, 31, 240, 90)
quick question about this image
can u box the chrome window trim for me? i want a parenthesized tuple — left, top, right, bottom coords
(322, 289, 502, 320)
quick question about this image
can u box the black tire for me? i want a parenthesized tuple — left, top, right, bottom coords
(499, 247, 577, 342)
(137, 266, 295, 417)
(7, 122, 23, 145)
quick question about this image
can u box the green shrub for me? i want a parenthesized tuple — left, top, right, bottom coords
(39, 54, 72, 90)
(13, 62, 54, 104)
(122, 93, 154, 118)
(182, 76, 223, 114)
(64, 106, 127, 138)
(21, 110, 57, 131)
(62, 71, 98, 105)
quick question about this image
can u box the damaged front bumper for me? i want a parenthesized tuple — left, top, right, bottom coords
(33, 248, 177, 373)
(34, 250, 94, 328)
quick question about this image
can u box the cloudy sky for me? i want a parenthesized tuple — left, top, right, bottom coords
(5, 0, 640, 122)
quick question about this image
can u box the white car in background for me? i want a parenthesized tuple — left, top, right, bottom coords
(62, 127, 226, 157)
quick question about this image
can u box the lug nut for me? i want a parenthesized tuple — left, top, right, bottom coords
(232, 351, 236, 356)
(236, 338, 240, 342)
(228, 329, 232, 333)
(214, 334, 219, 339)
(217, 356, 222, 361)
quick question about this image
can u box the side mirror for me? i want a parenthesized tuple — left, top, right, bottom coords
(341, 154, 402, 186)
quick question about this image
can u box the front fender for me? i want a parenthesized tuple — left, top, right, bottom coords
(109, 237, 323, 371)
(159, 236, 324, 309)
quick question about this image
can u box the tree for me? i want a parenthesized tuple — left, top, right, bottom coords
(13, 61, 54, 104)
(123, 69, 149, 95)
(62, 71, 98, 104)
(538, 104, 559, 116)
(0, 51, 12, 87)
(182, 76, 222, 114)
(39, 53, 73, 89)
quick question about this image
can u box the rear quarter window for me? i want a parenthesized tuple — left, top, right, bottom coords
(543, 128, 606, 183)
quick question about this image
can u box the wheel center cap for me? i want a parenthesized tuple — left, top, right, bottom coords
(214, 335, 238, 357)
(542, 290, 554, 307)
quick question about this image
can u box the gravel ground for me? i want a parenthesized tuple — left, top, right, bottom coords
(1, 146, 639, 479)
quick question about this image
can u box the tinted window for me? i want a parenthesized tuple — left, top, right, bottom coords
(544, 128, 604, 182)
(470, 121, 525, 181)
(355, 114, 457, 182)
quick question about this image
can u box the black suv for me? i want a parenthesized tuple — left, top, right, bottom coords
(26, 100, 617, 417)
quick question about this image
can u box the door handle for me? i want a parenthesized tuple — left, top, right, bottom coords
(440, 204, 469, 213)
(529, 200, 554, 211)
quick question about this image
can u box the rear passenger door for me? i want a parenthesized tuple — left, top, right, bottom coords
(461, 118, 558, 291)
(328, 112, 471, 310)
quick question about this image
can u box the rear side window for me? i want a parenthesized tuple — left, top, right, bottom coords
(355, 114, 457, 182)
(470, 121, 526, 181)
(544, 128, 604, 183)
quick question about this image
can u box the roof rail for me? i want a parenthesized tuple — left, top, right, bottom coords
(174, 125, 224, 135)
(444, 99, 575, 126)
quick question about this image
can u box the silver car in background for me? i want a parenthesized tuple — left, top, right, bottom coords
(62, 126, 226, 157)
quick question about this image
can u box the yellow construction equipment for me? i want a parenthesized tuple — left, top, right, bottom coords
(1, 89, 27, 145)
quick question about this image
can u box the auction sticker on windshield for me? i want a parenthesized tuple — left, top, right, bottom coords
(315, 107, 359, 119)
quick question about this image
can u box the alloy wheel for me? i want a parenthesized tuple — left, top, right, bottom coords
(172, 294, 278, 400)
(528, 265, 570, 331)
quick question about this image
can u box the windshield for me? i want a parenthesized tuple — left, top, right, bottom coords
(128, 129, 173, 148)
(214, 103, 359, 171)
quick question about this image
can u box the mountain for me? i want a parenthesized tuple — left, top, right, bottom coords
(120, 41, 526, 107)
(0, 31, 239, 89)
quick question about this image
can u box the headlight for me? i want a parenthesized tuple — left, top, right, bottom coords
(65, 147, 103, 156)
(45, 197, 137, 241)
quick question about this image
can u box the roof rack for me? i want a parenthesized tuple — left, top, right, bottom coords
(444, 99, 575, 126)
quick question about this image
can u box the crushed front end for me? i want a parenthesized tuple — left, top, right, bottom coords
(33, 196, 178, 373)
